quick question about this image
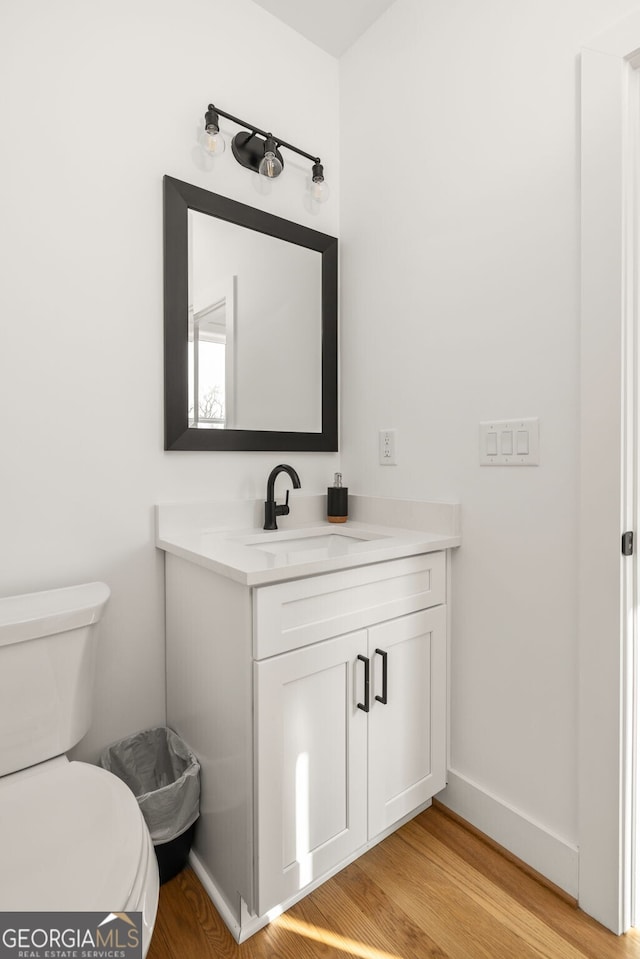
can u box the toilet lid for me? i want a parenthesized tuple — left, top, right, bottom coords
(0, 760, 148, 911)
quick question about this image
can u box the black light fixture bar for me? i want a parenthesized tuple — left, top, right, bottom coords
(208, 103, 320, 165)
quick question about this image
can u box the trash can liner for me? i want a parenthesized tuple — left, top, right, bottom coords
(99, 726, 200, 846)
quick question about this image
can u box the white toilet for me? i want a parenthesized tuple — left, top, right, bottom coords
(0, 582, 159, 956)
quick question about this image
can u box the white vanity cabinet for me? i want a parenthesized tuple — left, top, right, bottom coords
(255, 605, 446, 914)
(165, 547, 448, 938)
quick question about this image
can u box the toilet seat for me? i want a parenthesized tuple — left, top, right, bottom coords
(0, 759, 158, 914)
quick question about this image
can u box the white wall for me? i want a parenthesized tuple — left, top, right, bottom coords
(0, 0, 339, 760)
(340, 0, 640, 884)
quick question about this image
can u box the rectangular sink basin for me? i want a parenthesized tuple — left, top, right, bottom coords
(256, 533, 369, 555)
(226, 526, 390, 561)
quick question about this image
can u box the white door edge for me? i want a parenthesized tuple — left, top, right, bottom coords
(580, 10, 640, 934)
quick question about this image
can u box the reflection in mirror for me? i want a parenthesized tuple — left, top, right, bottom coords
(187, 211, 322, 433)
(188, 269, 236, 429)
(163, 176, 338, 452)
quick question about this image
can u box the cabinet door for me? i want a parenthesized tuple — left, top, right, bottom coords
(367, 606, 447, 839)
(254, 630, 368, 915)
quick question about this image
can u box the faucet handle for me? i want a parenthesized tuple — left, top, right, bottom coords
(279, 489, 290, 517)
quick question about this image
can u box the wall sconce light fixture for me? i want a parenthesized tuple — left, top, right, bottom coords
(201, 103, 329, 203)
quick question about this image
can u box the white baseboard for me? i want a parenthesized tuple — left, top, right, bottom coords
(438, 769, 579, 898)
(188, 851, 244, 941)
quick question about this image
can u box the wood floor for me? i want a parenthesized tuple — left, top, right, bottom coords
(147, 804, 640, 959)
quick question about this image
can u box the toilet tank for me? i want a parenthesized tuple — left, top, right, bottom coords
(0, 582, 110, 777)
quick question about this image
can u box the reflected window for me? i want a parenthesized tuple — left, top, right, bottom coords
(189, 298, 227, 428)
(187, 251, 237, 429)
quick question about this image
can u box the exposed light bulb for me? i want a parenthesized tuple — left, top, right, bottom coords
(258, 136, 283, 178)
(311, 161, 329, 203)
(201, 126, 226, 156)
(259, 151, 283, 177)
(311, 177, 329, 203)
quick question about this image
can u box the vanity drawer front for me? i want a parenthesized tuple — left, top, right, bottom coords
(253, 552, 445, 659)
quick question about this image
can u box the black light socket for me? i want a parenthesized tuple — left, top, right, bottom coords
(263, 135, 278, 156)
(204, 105, 220, 133)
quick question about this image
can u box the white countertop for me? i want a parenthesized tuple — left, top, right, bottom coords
(156, 496, 461, 586)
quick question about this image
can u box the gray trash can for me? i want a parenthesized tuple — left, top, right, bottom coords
(99, 726, 200, 884)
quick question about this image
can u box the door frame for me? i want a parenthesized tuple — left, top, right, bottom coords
(580, 10, 640, 933)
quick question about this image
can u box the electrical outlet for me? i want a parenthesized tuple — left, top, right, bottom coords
(379, 429, 397, 465)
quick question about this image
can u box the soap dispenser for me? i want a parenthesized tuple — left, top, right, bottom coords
(327, 472, 348, 523)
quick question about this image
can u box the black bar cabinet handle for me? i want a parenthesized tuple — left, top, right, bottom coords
(357, 654, 370, 712)
(375, 648, 388, 704)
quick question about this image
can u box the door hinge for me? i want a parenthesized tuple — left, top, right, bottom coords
(622, 531, 634, 556)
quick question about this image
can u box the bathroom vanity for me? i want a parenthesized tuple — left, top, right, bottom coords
(156, 495, 460, 941)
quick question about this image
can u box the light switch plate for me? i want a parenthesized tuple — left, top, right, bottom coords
(480, 418, 539, 466)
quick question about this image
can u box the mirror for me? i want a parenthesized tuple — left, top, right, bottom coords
(163, 176, 338, 451)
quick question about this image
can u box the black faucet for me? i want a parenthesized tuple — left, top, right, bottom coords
(264, 464, 301, 530)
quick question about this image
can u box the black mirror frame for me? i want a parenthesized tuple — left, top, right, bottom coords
(163, 175, 338, 452)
